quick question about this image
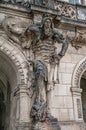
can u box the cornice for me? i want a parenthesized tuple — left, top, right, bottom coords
(0, 2, 86, 27)
(0, 3, 31, 18)
(0, 1, 86, 48)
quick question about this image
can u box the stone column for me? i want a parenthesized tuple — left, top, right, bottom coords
(71, 87, 83, 121)
(15, 84, 31, 130)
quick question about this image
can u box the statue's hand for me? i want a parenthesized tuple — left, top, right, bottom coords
(50, 53, 61, 64)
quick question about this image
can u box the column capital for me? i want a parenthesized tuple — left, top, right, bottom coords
(71, 87, 82, 96)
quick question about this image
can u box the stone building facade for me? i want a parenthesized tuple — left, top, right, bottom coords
(0, 0, 86, 130)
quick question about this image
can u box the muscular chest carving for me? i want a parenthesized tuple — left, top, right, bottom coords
(31, 40, 56, 63)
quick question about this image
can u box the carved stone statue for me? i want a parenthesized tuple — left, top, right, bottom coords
(2, 14, 69, 123)
(2, 17, 32, 47)
(25, 14, 69, 122)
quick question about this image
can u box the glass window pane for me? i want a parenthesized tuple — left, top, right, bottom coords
(69, 0, 80, 4)
(60, 0, 69, 2)
(59, 0, 81, 4)
(75, 0, 80, 4)
(69, 0, 74, 3)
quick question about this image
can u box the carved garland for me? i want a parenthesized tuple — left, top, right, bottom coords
(72, 57, 86, 88)
(55, 1, 76, 19)
(0, 36, 28, 85)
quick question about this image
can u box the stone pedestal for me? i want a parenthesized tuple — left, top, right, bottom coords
(31, 117, 61, 130)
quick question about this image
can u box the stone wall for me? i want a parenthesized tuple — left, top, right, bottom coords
(0, 2, 86, 130)
(49, 44, 86, 129)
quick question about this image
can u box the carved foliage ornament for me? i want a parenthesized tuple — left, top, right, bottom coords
(67, 30, 86, 49)
(55, 1, 76, 19)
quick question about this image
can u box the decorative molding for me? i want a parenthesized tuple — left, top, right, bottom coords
(0, 0, 55, 9)
(0, 35, 28, 85)
(72, 57, 86, 88)
(0, 0, 30, 9)
(2, 16, 32, 48)
(55, 1, 76, 19)
(70, 87, 82, 96)
(67, 30, 86, 49)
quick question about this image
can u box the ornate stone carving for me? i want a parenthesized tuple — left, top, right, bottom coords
(72, 57, 86, 88)
(2, 16, 32, 47)
(55, 1, 76, 19)
(2, 14, 69, 123)
(67, 30, 86, 49)
(74, 62, 86, 87)
(25, 14, 69, 122)
(0, 35, 27, 85)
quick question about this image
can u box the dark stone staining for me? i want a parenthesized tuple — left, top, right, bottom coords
(30, 60, 48, 122)
(32, 0, 55, 9)
(0, 0, 55, 9)
(31, 116, 61, 130)
(0, 0, 30, 8)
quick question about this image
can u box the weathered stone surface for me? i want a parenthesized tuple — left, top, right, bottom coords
(31, 117, 61, 130)
(0, 1, 86, 130)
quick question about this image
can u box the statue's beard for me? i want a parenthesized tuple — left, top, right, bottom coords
(44, 28, 51, 36)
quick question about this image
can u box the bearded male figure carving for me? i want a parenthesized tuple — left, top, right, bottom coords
(26, 15, 69, 122)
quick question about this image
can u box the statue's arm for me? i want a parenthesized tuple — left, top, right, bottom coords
(53, 30, 69, 60)
(20, 24, 41, 48)
(26, 24, 41, 45)
(58, 39, 69, 59)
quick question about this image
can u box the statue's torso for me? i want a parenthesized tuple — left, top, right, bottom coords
(31, 39, 56, 63)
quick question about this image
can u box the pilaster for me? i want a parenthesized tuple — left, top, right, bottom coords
(14, 84, 31, 130)
(71, 87, 83, 121)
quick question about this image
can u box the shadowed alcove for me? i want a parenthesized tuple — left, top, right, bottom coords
(80, 71, 86, 123)
(0, 51, 18, 130)
(0, 80, 11, 130)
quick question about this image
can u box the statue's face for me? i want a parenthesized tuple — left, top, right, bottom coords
(44, 19, 51, 28)
(44, 19, 51, 36)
